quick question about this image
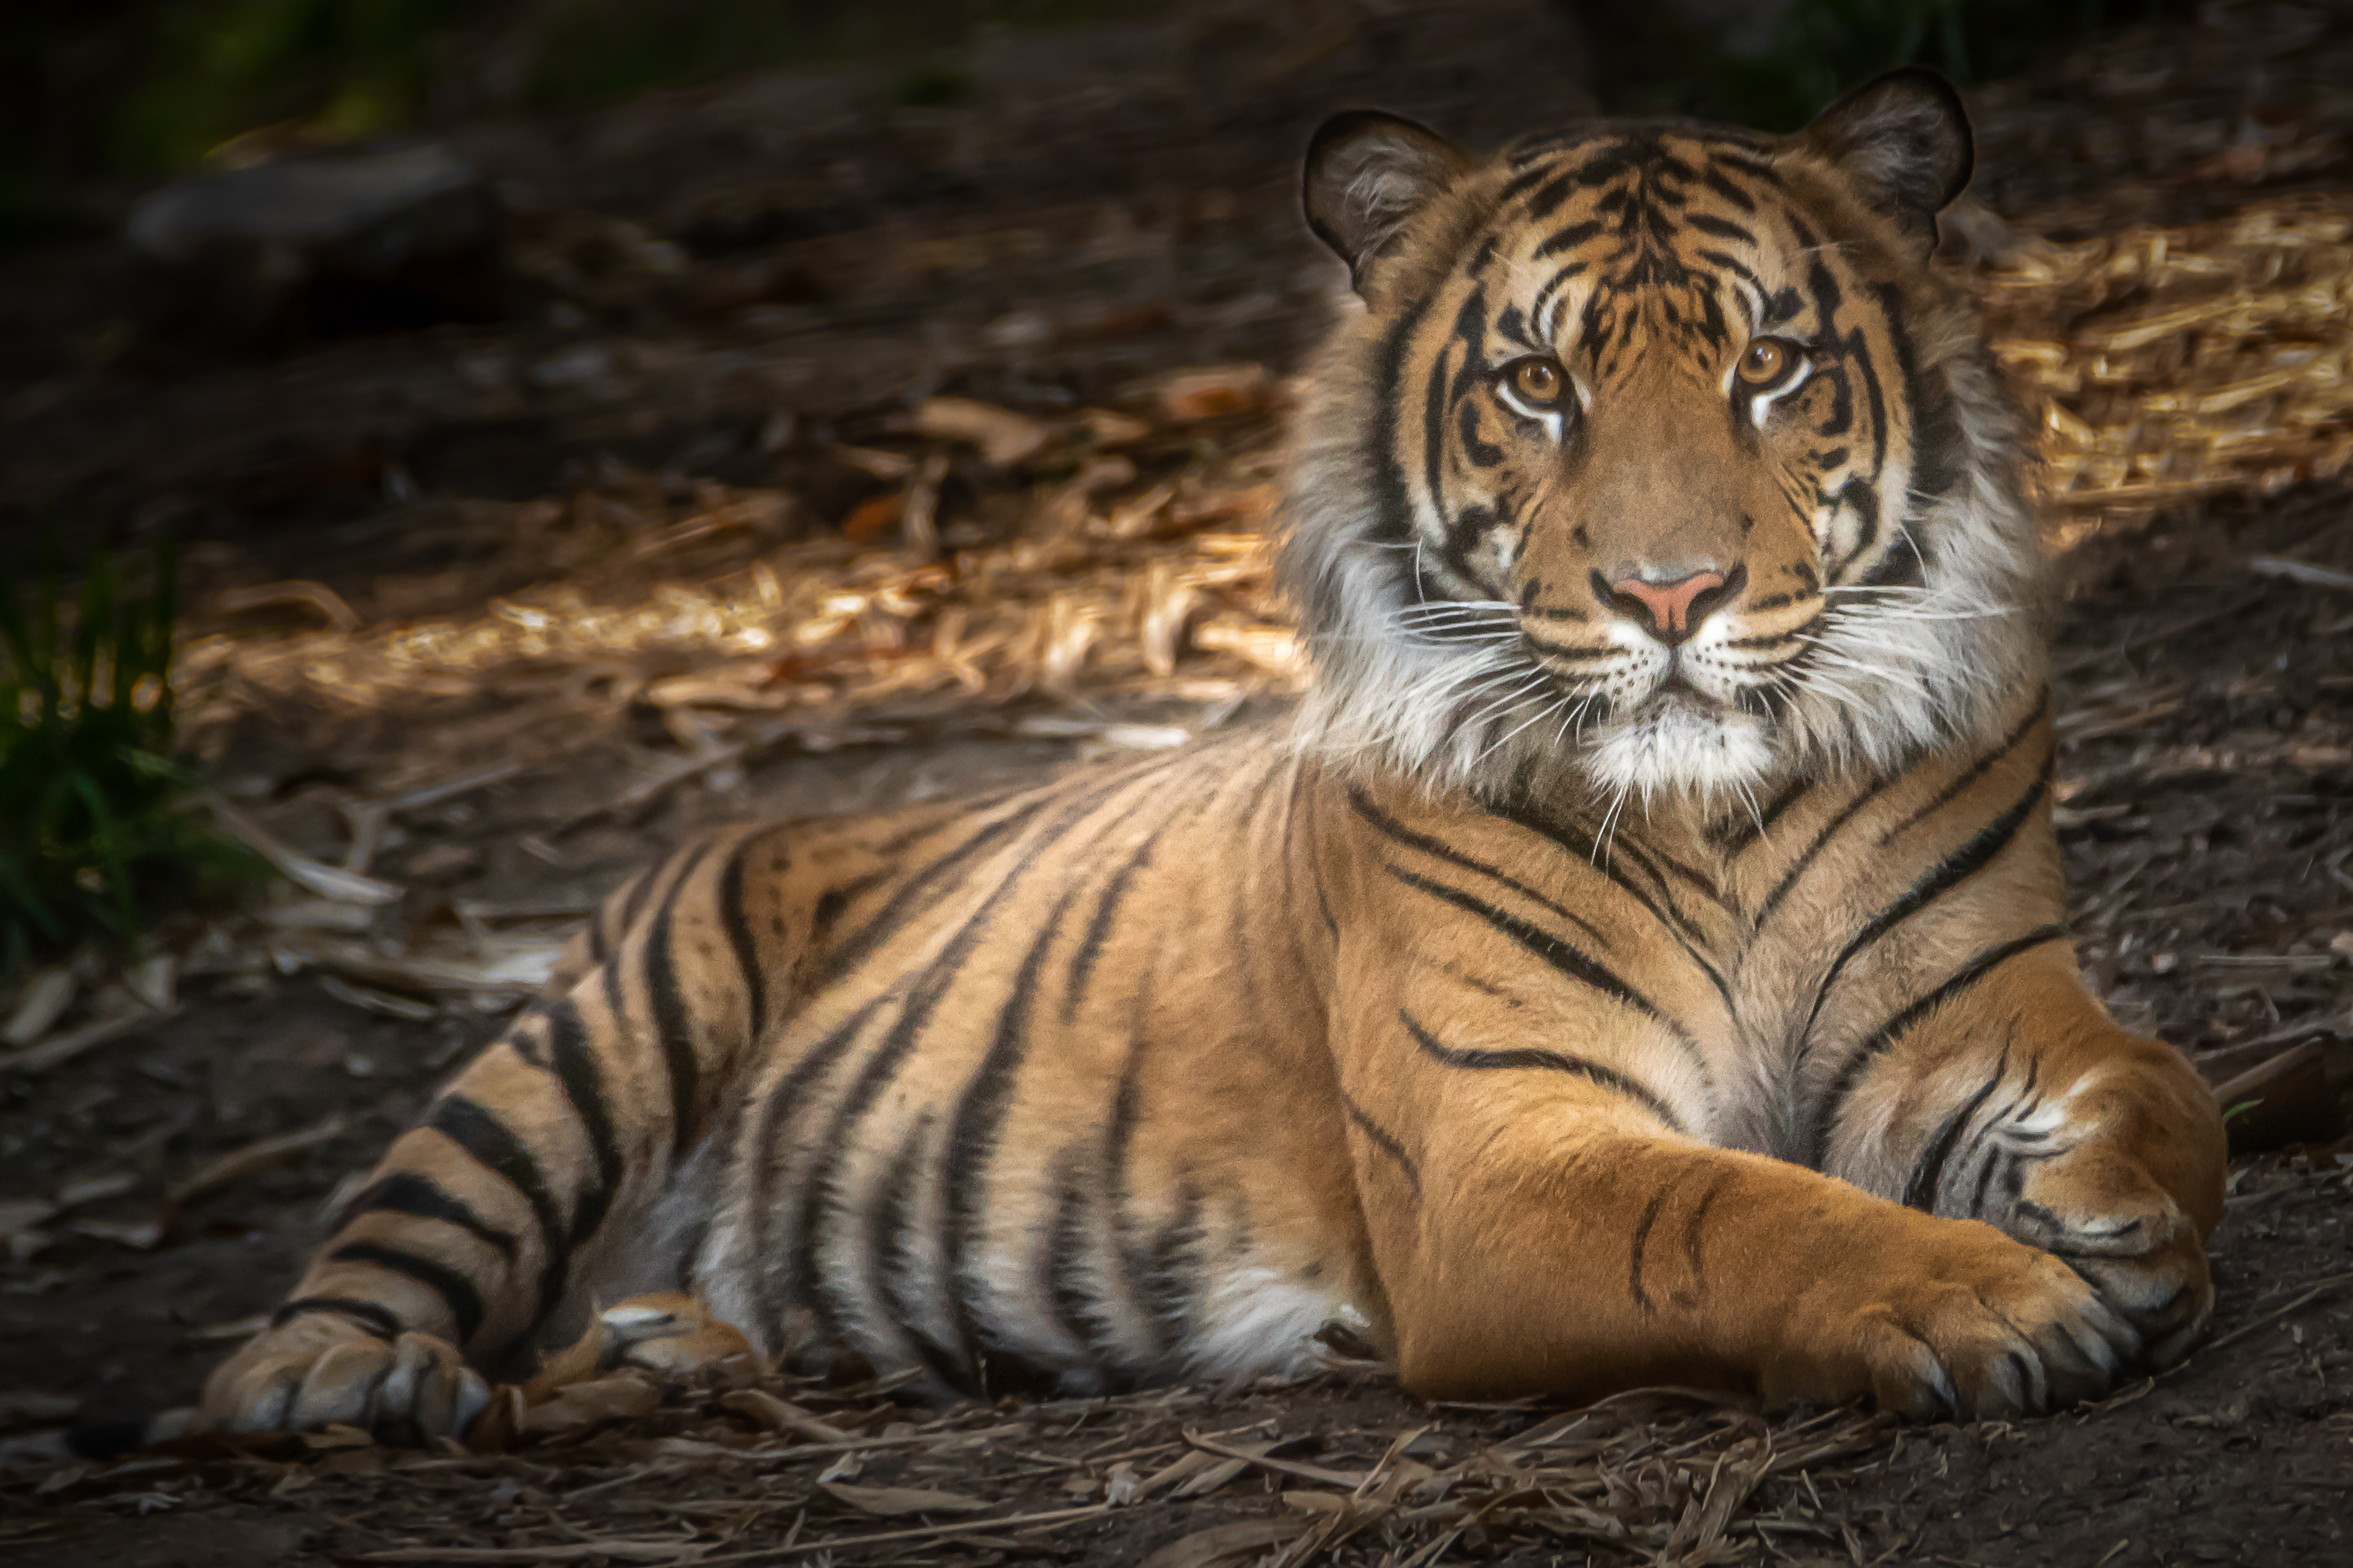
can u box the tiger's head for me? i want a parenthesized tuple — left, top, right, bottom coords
(1282, 71, 2041, 809)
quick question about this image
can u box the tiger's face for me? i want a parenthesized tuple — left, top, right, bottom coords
(1286, 74, 2042, 806)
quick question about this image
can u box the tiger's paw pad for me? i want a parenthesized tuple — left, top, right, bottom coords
(196, 1315, 489, 1442)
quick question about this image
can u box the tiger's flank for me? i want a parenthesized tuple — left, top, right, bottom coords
(197, 69, 2225, 1439)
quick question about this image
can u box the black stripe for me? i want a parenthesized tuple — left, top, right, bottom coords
(826, 797, 1051, 978)
(1699, 165, 1758, 211)
(1687, 213, 1754, 243)
(541, 999, 621, 1256)
(327, 1241, 486, 1346)
(1384, 849, 1725, 1093)
(1061, 826, 1162, 1024)
(795, 777, 1138, 1356)
(1401, 1010, 1684, 1134)
(614, 867, 659, 936)
(642, 840, 717, 1160)
(1039, 1148, 1120, 1380)
(945, 884, 1086, 1381)
(1904, 1054, 2012, 1211)
(867, 1115, 965, 1387)
(1103, 1013, 1159, 1360)
(1492, 797, 1726, 933)
(1809, 926, 2068, 1166)
(425, 1096, 563, 1310)
(1368, 285, 1441, 550)
(750, 992, 891, 1329)
(271, 1296, 401, 1340)
(1339, 1090, 1421, 1201)
(1138, 1181, 1204, 1348)
(1798, 762, 2052, 1049)
(794, 923, 992, 1352)
(1349, 787, 1609, 946)
(1628, 1189, 1670, 1313)
(338, 1173, 518, 1261)
(1751, 770, 1906, 930)
(1678, 1171, 1731, 1308)
(1711, 777, 1808, 856)
(1534, 220, 1604, 258)
(1965, 1057, 2041, 1220)
(716, 835, 774, 1049)
(1879, 697, 2049, 846)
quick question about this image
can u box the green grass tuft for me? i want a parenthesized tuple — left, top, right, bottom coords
(0, 544, 264, 977)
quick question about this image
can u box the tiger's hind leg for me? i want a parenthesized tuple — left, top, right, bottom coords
(195, 822, 808, 1439)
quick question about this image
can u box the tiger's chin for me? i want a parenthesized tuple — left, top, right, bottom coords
(1583, 697, 1777, 802)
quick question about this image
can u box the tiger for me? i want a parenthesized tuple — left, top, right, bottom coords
(196, 68, 2224, 1439)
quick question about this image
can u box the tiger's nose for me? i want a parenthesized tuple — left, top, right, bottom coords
(1594, 566, 1735, 645)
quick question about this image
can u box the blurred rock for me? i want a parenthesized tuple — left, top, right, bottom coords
(123, 144, 505, 355)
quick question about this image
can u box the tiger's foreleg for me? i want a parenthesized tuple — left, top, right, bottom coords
(197, 825, 796, 1438)
(1338, 984, 2144, 1418)
(1812, 940, 2227, 1370)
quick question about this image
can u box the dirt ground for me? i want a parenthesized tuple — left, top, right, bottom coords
(5, 2, 2353, 1564)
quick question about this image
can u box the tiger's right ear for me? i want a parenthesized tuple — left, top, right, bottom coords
(1303, 111, 1467, 292)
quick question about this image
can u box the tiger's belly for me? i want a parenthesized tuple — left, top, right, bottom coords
(688, 747, 1376, 1394)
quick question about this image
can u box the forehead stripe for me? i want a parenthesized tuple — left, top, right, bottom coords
(1686, 214, 1754, 243)
(1698, 167, 1759, 211)
(1532, 220, 1604, 259)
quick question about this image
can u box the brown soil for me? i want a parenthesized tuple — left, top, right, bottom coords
(6, 3, 2353, 1564)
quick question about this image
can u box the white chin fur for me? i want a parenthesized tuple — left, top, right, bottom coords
(1587, 703, 1776, 801)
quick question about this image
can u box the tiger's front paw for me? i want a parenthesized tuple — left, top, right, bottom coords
(1776, 1217, 2142, 1421)
(2001, 1146, 2213, 1369)
(197, 1312, 490, 1442)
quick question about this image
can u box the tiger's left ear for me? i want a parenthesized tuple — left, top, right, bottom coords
(1798, 67, 1973, 252)
(1303, 110, 1468, 293)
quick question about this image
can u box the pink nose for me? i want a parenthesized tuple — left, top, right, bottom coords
(1605, 569, 1728, 640)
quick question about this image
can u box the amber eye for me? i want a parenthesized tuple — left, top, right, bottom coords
(1736, 337, 1803, 390)
(1502, 356, 1568, 409)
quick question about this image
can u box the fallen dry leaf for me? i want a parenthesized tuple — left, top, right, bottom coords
(1150, 363, 1273, 423)
(821, 1480, 993, 1515)
(1, 969, 75, 1047)
(719, 1388, 851, 1443)
(912, 396, 1054, 466)
(517, 1375, 660, 1438)
(0, 1202, 56, 1250)
(1138, 1517, 1309, 1568)
(166, 1115, 347, 1207)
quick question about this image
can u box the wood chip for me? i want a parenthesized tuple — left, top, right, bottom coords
(2249, 555, 2353, 590)
(719, 1388, 851, 1443)
(518, 1376, 661, 1437)
(0, 1006, 179, 1075)
(202, 794, 402, 905)
(912, 397, 1054, 467)
(821, 1481, 992, 1515)
(166, 1114, 348, 1206)
(1184, 1429, 1369, 1490)
(1138, 1517, 1310, 1568)
(216, 579, 361, 632)
(1, 968, 75, 1047)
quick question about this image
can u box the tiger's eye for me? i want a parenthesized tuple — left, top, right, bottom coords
(1737, 338, 1793, 387)
(1510, 358, 1565, 406)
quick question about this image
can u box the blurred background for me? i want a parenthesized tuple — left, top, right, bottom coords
(7, 2, 2353, 1503)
